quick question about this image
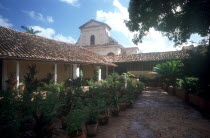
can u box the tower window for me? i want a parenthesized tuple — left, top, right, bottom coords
(90, 35, 95, 45)
(107, 52, 115, 56)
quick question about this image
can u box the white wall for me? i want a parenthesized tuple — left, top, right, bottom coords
(87, 45, 123, 55)
(124, 47, 139, 55)
(77, 26, 110, 46)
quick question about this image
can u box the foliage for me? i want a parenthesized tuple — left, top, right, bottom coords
(177, 77, 200, 94)
(79, 70, 84, 79)
(39, 83, 65, 93)
(65, 78, 83, 88)
(5, 74, 17, 90)
(93, 69, 99, 82)
(86, 104, 98, 124)
(183, 50, 208, 89)
(21, 26, 41, 34)
(66, 109, 86, 136)
(0, 71, 145, 137)
(107, 73, 124, 90)
(126, 0, 209, 45)
(31, 92, 62, 136)
(138, 75, 149, 84)
(0, 90, 21, 138)
(24, 65, 40, 93)
(41, 73, 53, 85)
(153, 60, 184, 87)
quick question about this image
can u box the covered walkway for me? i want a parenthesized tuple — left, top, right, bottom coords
(96, 87, 210, 138)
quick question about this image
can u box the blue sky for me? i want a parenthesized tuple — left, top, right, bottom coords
(0, 0, 204, 53)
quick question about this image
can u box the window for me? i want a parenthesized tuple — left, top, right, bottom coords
(107, 52, 115, 56)
(90, 35, 95, 45)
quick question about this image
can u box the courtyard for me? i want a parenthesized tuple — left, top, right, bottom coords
(95, 87, 210, 138)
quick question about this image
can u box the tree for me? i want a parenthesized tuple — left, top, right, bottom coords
(126, 0, 210, 91)
(126, 0, 209, 45)
(21, 26, 41, 34)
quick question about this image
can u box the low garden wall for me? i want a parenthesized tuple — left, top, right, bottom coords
(162, 85, 210, 113)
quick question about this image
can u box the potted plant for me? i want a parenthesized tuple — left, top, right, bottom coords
(110, 96, 120, 116)
(96, 99, 109, 125)
(118, 96, 127, 111)
(98, 102, 109, 125)
(66, 109, 86, 138)
(85, 104, 98, 137)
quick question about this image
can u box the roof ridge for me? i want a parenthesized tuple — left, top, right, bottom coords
(0, 25, 74, 46)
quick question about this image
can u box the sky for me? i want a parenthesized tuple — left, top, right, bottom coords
(0, 0, 204, 53)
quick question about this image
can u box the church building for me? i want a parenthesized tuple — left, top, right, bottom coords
(76, 19, 189, 79)
(76, 19, 139, 56)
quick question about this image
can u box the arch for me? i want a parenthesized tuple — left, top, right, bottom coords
(90, 35, 95, 45)
(107, 52, 115, 56)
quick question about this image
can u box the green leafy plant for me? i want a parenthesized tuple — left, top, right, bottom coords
(41, 73, 53, 85)
(24, 65, 40, 93)
(93, 69, 99, 82)
(153, 60, 184, 88)
(0, 89, 21, 138)
(179, 77, 200, 95)
(6, 74, 17, 90)
(66, 109, 86, 136)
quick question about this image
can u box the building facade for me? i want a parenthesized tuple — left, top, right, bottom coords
(76, 19, 139, 56)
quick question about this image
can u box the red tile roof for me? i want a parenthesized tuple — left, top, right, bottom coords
(106, 50, 190, 63)
(0, 26, 116, 66)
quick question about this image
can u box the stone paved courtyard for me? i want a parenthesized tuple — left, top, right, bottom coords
(95, 87, 210, 138)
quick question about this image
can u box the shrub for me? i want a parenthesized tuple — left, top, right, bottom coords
(5, 74, 17, 90)
(64, 78, 83, 88)
(182, 77, 200, 94)
(0, 89, 21, 138)
(153, 60, 184, 88)
(39, 83, 65, 93)
(66, 109, 86, 136)
(24, 65, 40, 93)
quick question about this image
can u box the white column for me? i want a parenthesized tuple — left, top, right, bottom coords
(54, 63, 57, 84)
(96, 66, 101, 81)
(73, 64, 80, 79)
(106, 66, 108, 78)
(16, 61, 20, 88)
(2, 59, 7, 90)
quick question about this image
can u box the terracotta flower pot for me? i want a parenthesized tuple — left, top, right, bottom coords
(175, 88, 186, 101)
(19, 85, 25, 93)
(119, 103, 127, 111)
(168, 86, 173, 95)
(98, 114, 109, 125)
(60, 116, 67, 129)
(189, 94, 200, 107)
(126, 100, 134, 108)
(207, 101, 210, 113)
(70, 130, 86, 138)
(198, 97, 207, 111)
(86, 122, 98, 137)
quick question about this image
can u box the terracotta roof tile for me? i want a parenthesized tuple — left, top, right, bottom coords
(106, 50, 190, 63)
(0, 26, 115, 66)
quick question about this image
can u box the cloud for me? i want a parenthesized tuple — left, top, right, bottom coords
(59, 0, 79, 7)
(96, 0, 177, 53)
(30, 26, 76, 43)
(23, 10, 54, 23)
(0, 15, 13, 27)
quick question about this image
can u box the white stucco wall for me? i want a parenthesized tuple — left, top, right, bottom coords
(77, 26, 110, 46)
(86, 45, 123, 55)
(124, 47, 139, 55)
